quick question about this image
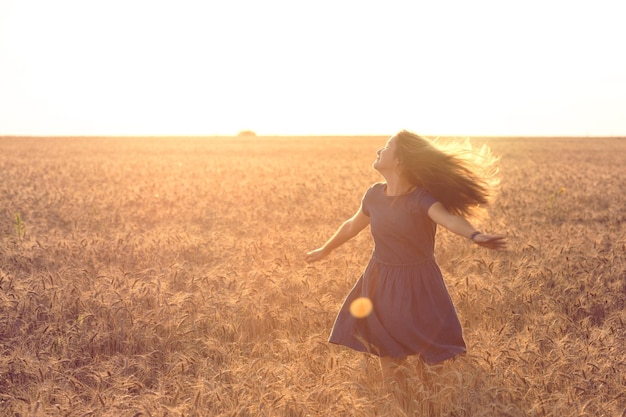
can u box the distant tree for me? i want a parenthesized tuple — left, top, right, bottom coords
(237, 130, 257, 137)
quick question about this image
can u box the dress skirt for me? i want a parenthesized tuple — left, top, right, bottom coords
(328, 255, 466, 364)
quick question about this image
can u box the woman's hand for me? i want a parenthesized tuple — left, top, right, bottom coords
(472, 233, 507, 250)
(305, 248, 329, 262)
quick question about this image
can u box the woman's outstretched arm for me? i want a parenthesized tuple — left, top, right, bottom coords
(306, 205, 370, 262)
(427, 202, 506, 250)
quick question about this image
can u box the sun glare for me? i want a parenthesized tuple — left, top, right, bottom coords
(350, 297, 373, 319)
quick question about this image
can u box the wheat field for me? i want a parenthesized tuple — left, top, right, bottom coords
(1, 136, 624, 416)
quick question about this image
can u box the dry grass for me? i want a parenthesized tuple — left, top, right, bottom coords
(1, 136, 624, 416)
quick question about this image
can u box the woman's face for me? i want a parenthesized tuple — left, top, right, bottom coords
(373, 135, 399, 172)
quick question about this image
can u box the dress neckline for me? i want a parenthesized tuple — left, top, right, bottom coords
(383, 183, 416, 197)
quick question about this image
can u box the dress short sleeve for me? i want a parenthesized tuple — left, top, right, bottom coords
(410, 188, 439, 214)
(361, 183, 381, 217)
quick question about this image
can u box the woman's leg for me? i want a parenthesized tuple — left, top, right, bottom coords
(379, 356, 407, 387)
(379, 355, 411, 410)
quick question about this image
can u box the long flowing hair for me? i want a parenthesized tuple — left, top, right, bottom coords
(394, 130, 499, 217)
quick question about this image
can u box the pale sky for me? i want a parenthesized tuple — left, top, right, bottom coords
(1, 0, 625, 137)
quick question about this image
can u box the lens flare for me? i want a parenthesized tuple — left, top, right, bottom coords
(350, 297, 373, 318)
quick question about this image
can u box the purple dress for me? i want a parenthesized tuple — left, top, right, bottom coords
(329, 183, 466, 364)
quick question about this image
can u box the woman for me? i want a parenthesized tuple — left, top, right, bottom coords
(306, 130, 506, 385)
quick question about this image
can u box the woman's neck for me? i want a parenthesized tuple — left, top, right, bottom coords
(383, 175, 415, 196)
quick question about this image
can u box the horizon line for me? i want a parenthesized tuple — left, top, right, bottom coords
(1, 134, 625, 140)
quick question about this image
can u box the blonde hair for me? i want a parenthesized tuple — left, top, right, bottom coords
(394, 130, 499, 217)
